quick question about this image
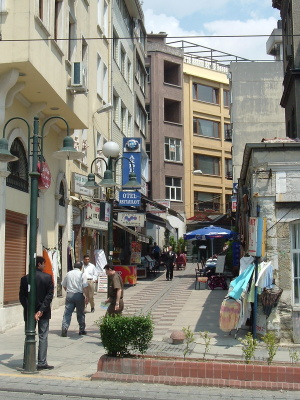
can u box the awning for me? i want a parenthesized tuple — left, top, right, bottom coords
(146, 212, 175, 233)
(113, 219, 149, 243)
(141, 194, 184, 222)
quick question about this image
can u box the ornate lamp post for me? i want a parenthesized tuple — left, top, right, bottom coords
(82, 141, 141, 267)
(0, 116, 84, 373)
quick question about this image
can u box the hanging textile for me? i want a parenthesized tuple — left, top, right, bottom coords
(239, 256, 254, 274)
(255, 261, 273, 289)
(228, 263, 255, 300)
(42, 248, 54, 282)
(94, 249, 107, 275)
(219, 298, 242, 332)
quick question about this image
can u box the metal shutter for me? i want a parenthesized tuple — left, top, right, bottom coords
(4, 210, 27, 305)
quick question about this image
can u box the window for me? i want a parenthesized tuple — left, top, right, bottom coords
(224, 123, 232, 141)
(113, 94, 119, 125)
(164, 99, 181, 124)
(193, 83, 219, 104)
(136, 100, 146, 135)
(292, 223, 300, 304)
(113, 29, 119, 64)
(225, 158, 232, 179)
(146, 143, 151, 160)
(194, 192, 220, 212)
(97, 54, 102, 97)
(103, 0, 108, 36)
(165, 138, 182, 162)
(164, 61, 180, 86)
(193, 117, 219, 138)
(166, 177, 182, 201)
(59, 181, 65, 207)
(103, 63, 108, 103)
(145, 104, 151, 121)
(68, 15, 76, 61)
(223, 89, 230, 107)
(121, 105, 126, 133)
(127, 59, 132, 87)
(127, 113, 132, 136)
(6, 138, 29, 193)
(121, 47, 126, 76)
(146, 66, 151, 83)
(135, 56, 146, 92)
(54, 0, 63, 42)
(194, 154, 220, 176)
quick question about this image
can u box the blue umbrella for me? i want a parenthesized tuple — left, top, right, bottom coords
(184, 225, 234, 256)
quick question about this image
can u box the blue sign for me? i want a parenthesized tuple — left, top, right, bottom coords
(122, 138, 141, 186)
(233, 183, 238, 193)
(119, 191, 141, 206)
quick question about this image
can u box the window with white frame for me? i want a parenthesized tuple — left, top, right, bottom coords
(127, 59, 132, 88)
(0, 0, 6, 12)
(165, 177, 182, 201)
(165, 137, 182, 162)
(292, 223, 300, 304)
(97, 54, 103, 98)
(136, 101, 146, 135)
(127, 113, 132, 136)
(121, 105, 126, 134)
(121, 46, 126, 76)
(37, 0, 50, 27)
(103, 63, 108, 103)
(97, 0, 109, 36)
(68, 14, 76, 61)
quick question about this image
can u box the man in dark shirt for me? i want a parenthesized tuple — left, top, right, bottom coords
(104, 265, 124, 315)
(19, 256, 54, 370)
(165, 246, 176, 281)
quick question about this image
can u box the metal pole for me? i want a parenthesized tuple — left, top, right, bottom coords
(107, 156, 114, 267)
(252, 256, 259, 339)
(24, 116, 40, 373)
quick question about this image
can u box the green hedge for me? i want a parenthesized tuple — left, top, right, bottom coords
(96, 313, 154, 357)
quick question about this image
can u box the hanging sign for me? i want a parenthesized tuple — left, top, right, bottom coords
(119, 191, 141, 206)
(37, 161, 51, 190)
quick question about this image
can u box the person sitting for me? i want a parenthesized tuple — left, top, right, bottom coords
(176, 252, 186, 270)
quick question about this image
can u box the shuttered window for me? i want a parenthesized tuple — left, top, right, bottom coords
(4, 210, 27, 305)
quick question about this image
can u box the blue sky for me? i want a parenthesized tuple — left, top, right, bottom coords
(141, 0, 281, 61)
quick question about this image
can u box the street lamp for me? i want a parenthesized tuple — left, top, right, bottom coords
(82, 141, 141, 267)
(0, 116, 84, 373)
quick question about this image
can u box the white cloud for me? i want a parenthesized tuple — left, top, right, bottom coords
(144, 10, 278, 61)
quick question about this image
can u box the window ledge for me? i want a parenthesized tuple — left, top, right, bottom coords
(292, 306, 300, 312)
(193, 134, 221, 141)
(34, 15, 51, 37)
(193, 99, 220, 106)
(164, 160, 183, 164)
(164, 121, 183, 127)
(164, 82, 182, 89)
(51, 40, 64, 57)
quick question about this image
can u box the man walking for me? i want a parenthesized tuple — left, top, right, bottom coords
(19, 256, 54, 370)
(165, 246, 176, 281)
(104, 265, 124, 315)
(82, 255, 98, 312)
(61, 261, 89, 337)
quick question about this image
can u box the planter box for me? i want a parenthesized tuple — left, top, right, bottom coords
(91, 355, 300, 390)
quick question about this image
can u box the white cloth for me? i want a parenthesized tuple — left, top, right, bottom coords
(256, 261, 273, 288)
(239, 256, 254, 274)
(94, 249, 107, 275)
(83, 262, 98, 281)
(62, 269, 88, 293)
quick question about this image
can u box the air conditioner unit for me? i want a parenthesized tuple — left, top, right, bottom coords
(69, 62, 87, 91)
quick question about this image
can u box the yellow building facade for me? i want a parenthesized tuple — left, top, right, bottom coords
(183, 61, 232, 220)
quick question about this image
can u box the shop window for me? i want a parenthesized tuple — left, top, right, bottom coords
(6, 138, 29, 193)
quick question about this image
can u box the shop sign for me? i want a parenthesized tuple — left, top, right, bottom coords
(117, 212, 145, 227)
(99, 202, 111, 222)
(122, 138, 141, 187)
(83, 202, 108, 230)
(37, 161, 51, 190)
(72, 172, 94, 196)
(119, 191, 141, 206)
(148, 199, 170, 214)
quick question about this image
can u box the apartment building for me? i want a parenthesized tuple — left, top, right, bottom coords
(0, 0, 111, 331)
(145, 33, 186, 243)
(183, 54, 232, 222)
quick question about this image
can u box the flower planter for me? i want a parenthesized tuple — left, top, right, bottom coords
(91, 354, 300, 390)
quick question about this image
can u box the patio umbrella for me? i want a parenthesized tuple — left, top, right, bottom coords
(184, 225, 235, 257)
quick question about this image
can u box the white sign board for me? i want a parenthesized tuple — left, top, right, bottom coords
(72, 173, 94, 196)
(83, 202, 108, 230)
(248, 217, 258, 256)
(117, 212, 145, 227)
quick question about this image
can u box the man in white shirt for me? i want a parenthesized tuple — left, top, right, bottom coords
(82, 255, 98, 312)
(61, 262, 89, 337)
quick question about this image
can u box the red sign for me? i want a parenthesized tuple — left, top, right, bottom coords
(37, 161, 51, 190)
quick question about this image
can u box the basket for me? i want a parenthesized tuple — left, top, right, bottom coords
(261, 285, 283, 318)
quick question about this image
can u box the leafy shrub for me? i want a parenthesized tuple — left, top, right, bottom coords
(239, 332, 258, 364)
(96, 313, 154, 357)
(262, 331, 279, 365)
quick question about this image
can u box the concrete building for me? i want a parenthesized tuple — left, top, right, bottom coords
(145, 33, 185, 244)
(238, 142, 300, 342)
(273, 0, 300, 138)
(230, 61, 285, 181)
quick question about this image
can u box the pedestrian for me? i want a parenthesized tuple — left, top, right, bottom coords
(82, 254, 98, 312)
(61, 261, 89, 337)
(152, 242, 161, 263)
(19, 255, 54, 370)
(104, 265, 124, 315)
(165, 246, 176, 281)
